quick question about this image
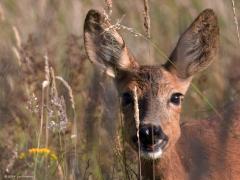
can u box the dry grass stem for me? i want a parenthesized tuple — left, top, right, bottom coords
(50, 67, 58, 97)
(104, 0, 112, 16)
(133, 86, 142, 180)
(44, 55, 50, 82)
(143, 0, 151, 38)
(12, 26, 21, 48)
(44, 55, 50, 148)
(104, 14, 144, 38)
(55, 76, 75, 110)
(34, 82, 47, 180)
(38, 82, 48, 148)
(231, 0, 240, 45)
(12, 46, 21, 66)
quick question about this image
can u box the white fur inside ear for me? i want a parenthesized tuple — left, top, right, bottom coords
(118, 47, 131, 69)
(105, 67, 115, 78)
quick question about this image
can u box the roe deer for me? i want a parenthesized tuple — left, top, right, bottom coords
(83, 9, 240, 180)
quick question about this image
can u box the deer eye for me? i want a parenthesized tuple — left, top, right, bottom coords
(122, 92, 133, 106)
(170, 93, 183, 105)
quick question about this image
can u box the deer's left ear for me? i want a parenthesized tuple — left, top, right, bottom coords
(84, 9, 139, 78)
(164, 9, 219, 79)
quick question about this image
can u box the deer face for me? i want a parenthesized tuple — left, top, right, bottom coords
(117, 66, 191, 159)
(84, 9, 219, 159)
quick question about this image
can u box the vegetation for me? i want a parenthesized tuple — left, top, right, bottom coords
(0, 0, 239, 179)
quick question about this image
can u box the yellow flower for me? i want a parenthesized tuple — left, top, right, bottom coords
(19, 148, 58, 161)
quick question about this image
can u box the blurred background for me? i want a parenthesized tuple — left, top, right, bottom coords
(0, 0, 239, 179)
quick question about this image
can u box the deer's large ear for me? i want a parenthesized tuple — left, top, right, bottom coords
(84, 9, 139, 77)
(164, 9, 219, 79)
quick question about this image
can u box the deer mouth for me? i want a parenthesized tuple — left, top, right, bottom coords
(132, 136, 169, 159)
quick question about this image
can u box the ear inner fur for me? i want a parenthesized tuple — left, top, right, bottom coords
(164, 9, 219, 79)
(84, 9, 139, 77)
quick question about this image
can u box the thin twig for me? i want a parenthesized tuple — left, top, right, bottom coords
(133, 86, 142, 180)
(231, 0, 240, 46)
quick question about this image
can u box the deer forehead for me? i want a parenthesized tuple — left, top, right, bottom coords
(122, 66, 190, 97)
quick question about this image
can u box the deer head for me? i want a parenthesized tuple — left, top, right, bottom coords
(84, 9, 219, 159)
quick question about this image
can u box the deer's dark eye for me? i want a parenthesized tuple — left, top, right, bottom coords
(170, 93, 183, 105)
(122, 92, 133, 106)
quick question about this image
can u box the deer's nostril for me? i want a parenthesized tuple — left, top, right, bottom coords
(139, 125, 166, 146)
(140, 127, 150, 136)
(139, 126, 152, 145)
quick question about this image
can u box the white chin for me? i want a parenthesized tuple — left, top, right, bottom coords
(141, 148, 163, 160)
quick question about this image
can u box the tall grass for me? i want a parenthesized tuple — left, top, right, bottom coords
(0, 0, 239, 179)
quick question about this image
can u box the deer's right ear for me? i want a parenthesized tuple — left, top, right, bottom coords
(84, 9, 139, 77)
(164, 9, 219, 79)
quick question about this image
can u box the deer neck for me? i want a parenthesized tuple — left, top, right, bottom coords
(141, 145, 186, 180)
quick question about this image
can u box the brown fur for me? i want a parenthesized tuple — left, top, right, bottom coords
(83, 8, 240, 180)
(140, 101, 240, 179)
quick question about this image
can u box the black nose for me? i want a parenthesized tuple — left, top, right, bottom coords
(139, 125, 166, 146)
